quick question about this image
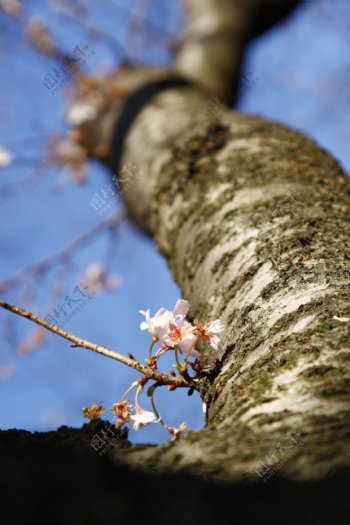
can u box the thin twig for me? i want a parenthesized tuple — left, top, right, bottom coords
(0, 300, 196, 390)
(0, 160, 49, 204)
(0, 210, 125, 293)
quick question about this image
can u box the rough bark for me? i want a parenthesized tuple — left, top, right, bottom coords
(111, 79, 350, 483)
(80, 0, 350, 482)
(3, 0, 350, 508)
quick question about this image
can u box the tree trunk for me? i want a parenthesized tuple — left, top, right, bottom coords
(2, 2, 349, 519)
(81, 0, 350, 482)
(110, 72, 350, 483)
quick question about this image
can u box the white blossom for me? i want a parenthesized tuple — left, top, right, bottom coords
(81, 262, 120, 293)
(66, 102, 98, 125)
(140, 299, 199, 356)
(139, 307, 174, 340)
(173, 299, 190, 318)
(195, 319, 224, 350)
(130, 409, 158, 430)
(0, 146, 12, 167)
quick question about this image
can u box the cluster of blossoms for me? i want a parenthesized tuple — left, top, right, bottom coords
(140, 299, 223, 357)
(83, 299, 223, 440)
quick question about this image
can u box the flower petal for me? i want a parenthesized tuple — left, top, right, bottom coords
(209, 319, 224, 334)
(130, 409, 158, 430)
(209, 335, 220, 350)
(173, 299, 190, 318)
(178, 334, 198, 357)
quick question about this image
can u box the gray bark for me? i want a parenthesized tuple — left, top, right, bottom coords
(77, 0, 350, 482)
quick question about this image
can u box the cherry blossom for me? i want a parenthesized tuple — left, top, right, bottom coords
(139, 307, 174, 340)
(130, 409, 158, 430)
(80, 262, 120, 293)
(164, 319, 199, 357)
(0, 146, 13, 168)
(139, 299, 190, 341)
(82, 402, 105, 420)
(0, 146, 12, 167)
(66, 102, 98, 125)
(168, 422, 187, 441)
(195, 319, 224, 350)
(49, 135, 87, 184)
(112, 400, 132, 428)
(172, 299, 190, 318)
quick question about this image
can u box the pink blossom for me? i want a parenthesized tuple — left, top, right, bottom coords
(164, 319, 199, 357)
(112, 400, 132, 428)
(169, 422, 187, 441)
(139, 299, 190, 341)
(195, 319, 224, 350)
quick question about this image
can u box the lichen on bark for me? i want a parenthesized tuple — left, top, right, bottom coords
(103, 85, 350, 481)
(68, 0, 350, 482)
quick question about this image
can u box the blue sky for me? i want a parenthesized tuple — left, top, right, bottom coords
(0, 0, 349, 445)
